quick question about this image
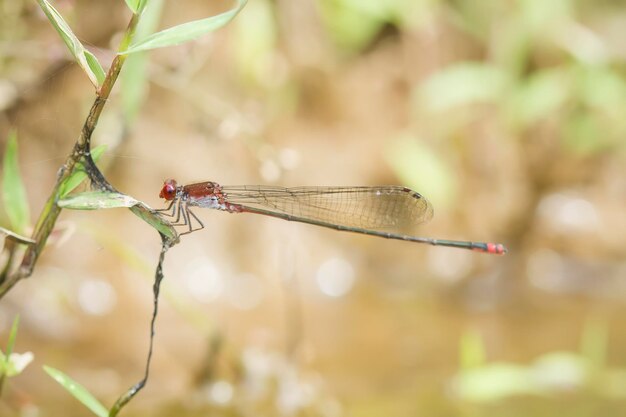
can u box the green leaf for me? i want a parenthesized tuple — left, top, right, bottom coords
(120, 0, 248, 54)
(84, 50, 106, 86)
(2, 131, 30, 234)
(130, 203, 177, 239)
(124, 0, 148, 14)
(1, 315, 20, 378)
(124, 0, 140, 13)
(1, 317, 32, 380)
(59, 144, 107, 198)
(58, 191, 139, 210)
(58, 194, 177, 238)
(44, 366, 108, 417)
(5, 316, 19, 359)
(35, 0, 105, 88)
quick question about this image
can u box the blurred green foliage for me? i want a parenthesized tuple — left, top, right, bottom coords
(121, 0, 165, 126)
(2, 131, 30, 235)
(0, 316, 32, 394)
(385, 135, 456, 208)
(319, 0, 426, 51)
(43, 366, 108, 417)
(454, 319, 626, 402)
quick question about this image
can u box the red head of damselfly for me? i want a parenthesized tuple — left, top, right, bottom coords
(159, 179, 178, 201)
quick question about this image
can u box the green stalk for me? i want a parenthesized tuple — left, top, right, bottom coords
(0, 13, 141, 298)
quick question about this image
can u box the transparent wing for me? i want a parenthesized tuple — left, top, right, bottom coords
(220, 185, 433, 232)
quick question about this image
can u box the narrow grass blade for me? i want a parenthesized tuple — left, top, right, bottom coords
(59, 144, 107, 198)
(0, 317, 32, 393)
(35, 0, 105, 88)
(0, 227, 35, 245)
(2, 131, 30, 235)
(43, 366, 108, 417)
(120, 0, 247, 54)
(124, 0, 140, 13)
(0, 315, 20, 377)
(5, 316, 19, 359)
(125, 0, 148, 14)
(58, 191, 138, 210)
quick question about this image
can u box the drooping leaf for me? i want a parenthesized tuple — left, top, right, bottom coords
(35, 0, 105, 88)
(58, 191, 139, 210)
(59, 144, 107, 198)
(130, 203, 177, 240)
(44, 366, 108, 417)
(120, 0, 248, 54)
(2, 131, 30, 234)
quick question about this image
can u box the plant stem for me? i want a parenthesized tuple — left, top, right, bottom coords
(0, 13, 141, 298)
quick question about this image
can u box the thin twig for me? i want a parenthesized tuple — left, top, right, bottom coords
(108, 235, 171, 417)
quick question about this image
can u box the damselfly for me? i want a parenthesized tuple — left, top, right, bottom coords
(157, 179, 507, 255)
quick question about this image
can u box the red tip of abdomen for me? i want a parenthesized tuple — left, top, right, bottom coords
(472, 242, 507, 255)
(487, 243, 507, 255)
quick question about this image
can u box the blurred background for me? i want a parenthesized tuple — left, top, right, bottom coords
(1, 0, 626, 416)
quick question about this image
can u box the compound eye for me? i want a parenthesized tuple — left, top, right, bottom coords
(159, 179, 177, 200)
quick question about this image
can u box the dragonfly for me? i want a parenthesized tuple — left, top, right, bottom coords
(156, 179, 507, 255)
